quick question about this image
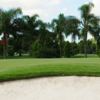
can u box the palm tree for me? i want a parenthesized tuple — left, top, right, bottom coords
(79, 2, 99, 58)
(37, 20, 53, 43)
(0, 8, 22, 56)
(22, 14, 39, 57)
(65, 16, 80, 42)
(51, 14, 66, 58)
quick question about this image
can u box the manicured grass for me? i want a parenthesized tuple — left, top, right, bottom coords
(74, 54, 99, 58)
(0, 55, 100, 82)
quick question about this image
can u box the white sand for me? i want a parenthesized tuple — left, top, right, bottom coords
(0, 76, 100, 100)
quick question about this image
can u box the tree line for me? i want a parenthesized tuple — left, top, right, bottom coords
(0, 2, 100, 58)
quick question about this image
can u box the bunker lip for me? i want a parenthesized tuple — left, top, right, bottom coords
(0, 74, 100, 83)
(0, 76, 100, 100)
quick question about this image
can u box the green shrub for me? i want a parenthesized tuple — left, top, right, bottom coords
(63, 41, 72, 58)
(8, 45, 14, 56)
(71, 42, 79, 57)
(31, 39, 60, 58)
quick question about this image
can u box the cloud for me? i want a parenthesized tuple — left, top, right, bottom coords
(65, 36, 72, 42)
(84, 2, 89, 4)
(50, 0, 61, 5)
(0, 0, 68, 22)
(92, 0, 100, 16)
(87, 34, 93, 40)
(62, 8, 67, 13)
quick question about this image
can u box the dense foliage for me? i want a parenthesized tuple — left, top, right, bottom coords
(8, 45, 14, 56)
(63, 41, 72, 57)
(0, 2, 100, 58)
(78, 40, 96, 54)
(63, 41, 79, 57)
(32, 39, 60, 58)
(71, 42, 79, 57)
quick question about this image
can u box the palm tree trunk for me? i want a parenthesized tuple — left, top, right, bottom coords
(3, 33, 6, 58)
(84, 31, 87, 58)
(60, 46, 62, 58)
(6, 41, 8, 56)
(3, 43, 5, 57)
(60, 32, 62, 58)
(6, 33, 9, 56)
(84, 45, 87, 58)
(29, 42, 31, 57)
(19, 52, 22, 56)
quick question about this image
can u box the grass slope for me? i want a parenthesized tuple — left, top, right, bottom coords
(0, 54, 100, 82)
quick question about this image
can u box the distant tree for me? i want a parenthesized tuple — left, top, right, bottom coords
(51, 14, 66, 58)
(79, 2, 99, 58)
(22, 14, 39, 57)
(78, 39, 96, 54)
(38, 20, 51, 42)
(65, 16, 80, 42)
(0, 8, 22, 56)
(32, 30, 60, 58)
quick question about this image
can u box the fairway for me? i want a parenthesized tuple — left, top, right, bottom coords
(0, 57, 100, 82)
(0, 58, 100, 69)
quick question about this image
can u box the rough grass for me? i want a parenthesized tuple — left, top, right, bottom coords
(0, 54, 100, 82)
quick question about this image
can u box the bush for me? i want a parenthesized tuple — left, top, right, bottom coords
(31, 39, 60, 58)
(71, 42, 79, 57)
(8, 45, 14, 56)
(63, 41, 72, 58)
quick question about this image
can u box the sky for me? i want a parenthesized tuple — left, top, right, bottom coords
(0, 0, 100, 42)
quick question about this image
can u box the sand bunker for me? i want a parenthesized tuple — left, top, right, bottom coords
(0, 76, 100, 100)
